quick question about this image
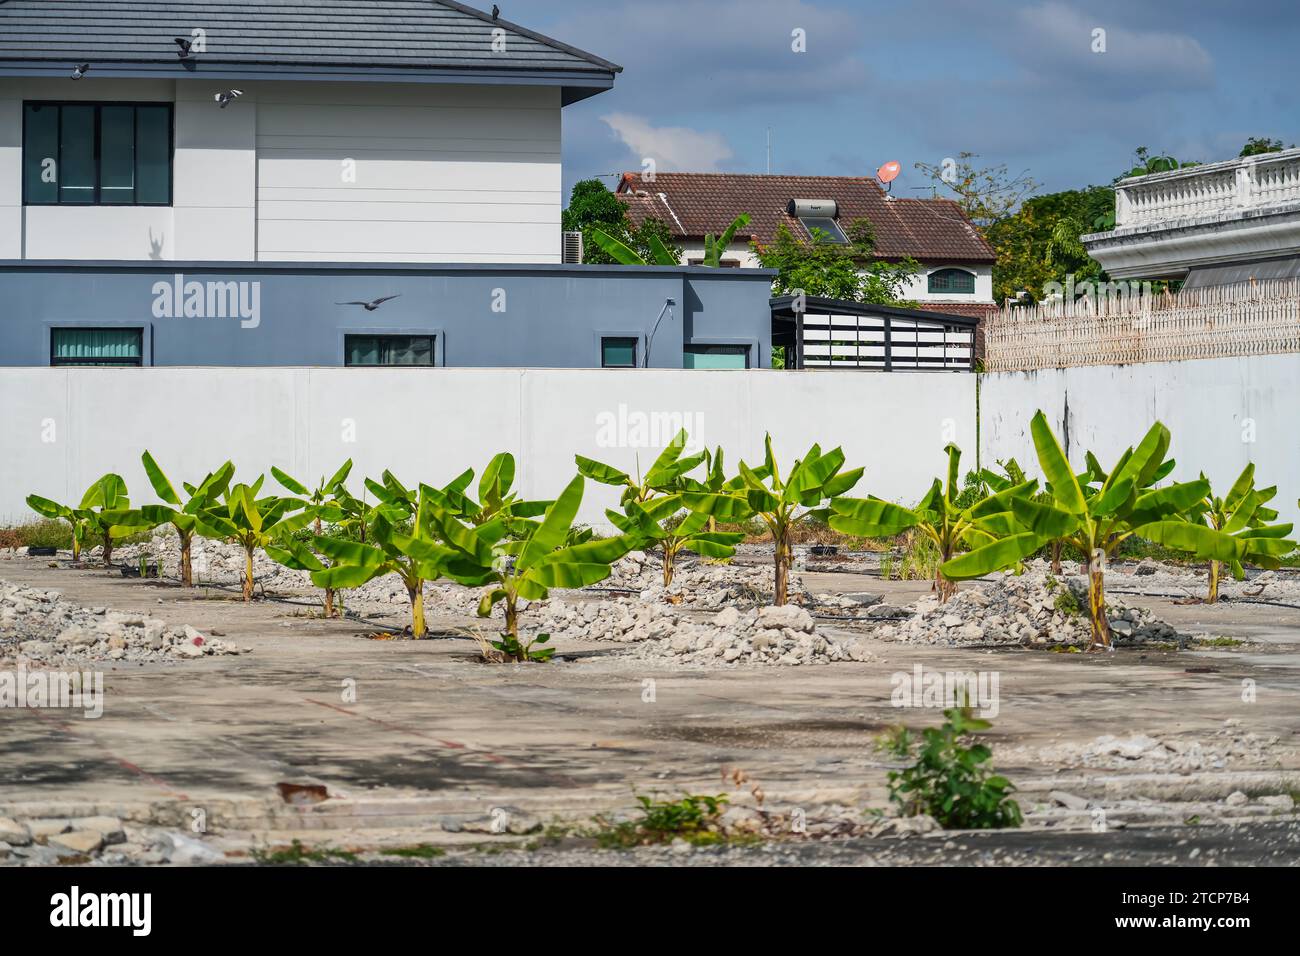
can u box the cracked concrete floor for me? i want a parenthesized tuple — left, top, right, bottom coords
(1, 553, 1298, 862)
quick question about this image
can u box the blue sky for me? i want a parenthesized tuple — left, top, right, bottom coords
(499, 0, 1300, 206)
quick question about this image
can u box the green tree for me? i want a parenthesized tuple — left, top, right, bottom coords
(913, 152, 1039, 228)
(1239, 137, 1292, 157)
(563, 178, 682, 265)
(753, 219, 918, 305)
(983, 186, 1113, 305)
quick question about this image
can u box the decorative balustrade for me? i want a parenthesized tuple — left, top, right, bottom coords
(982, 279, 1300, 372)
(1114, 149, 1300, 229)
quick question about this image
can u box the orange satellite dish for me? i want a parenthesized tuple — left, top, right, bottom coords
(877, 160, 901, 183)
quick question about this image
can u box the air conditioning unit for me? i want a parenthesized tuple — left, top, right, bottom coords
(562, 231, 584, 264)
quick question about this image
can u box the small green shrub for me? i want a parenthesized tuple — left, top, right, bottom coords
(1053, 587, 1081, 617)
(886, 707, 1023, 830)
(597, 793, 730, 847)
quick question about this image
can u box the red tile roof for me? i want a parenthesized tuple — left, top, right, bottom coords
(616, 172, 994, 263)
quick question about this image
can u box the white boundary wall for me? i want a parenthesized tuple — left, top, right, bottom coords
(5, 358, 1296, 532)
(980, 354, 1300, 527)
(0, 368, 976, 527)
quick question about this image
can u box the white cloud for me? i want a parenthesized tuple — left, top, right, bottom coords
(1014, 1, 1213, 92)
(600, 113, 735, 172)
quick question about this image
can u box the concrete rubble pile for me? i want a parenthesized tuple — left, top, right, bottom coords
(870, 566, 1184, 647)
(0, 580, 244, 665)
(531, 598, 876, 666)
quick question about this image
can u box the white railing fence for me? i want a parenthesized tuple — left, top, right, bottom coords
(1114, 149, 1300, 229)
(983, 279, 1300, 371)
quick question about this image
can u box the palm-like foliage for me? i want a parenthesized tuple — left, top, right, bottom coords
(79, 474, 154, 567)
(426, 475, 634, 657)
(25, 494, 89, 562)
(681, 436, 863, 605)
(589, 227, 679, 265)
(577, 430, 738, 585)
(942, 411, 1241, 649)
(1180, 465, 1295, 603)
(200, 479, 312, 601)
(702, 214, 751, 267)
(831, 444, 1036, 603)
(269, 460, 353, 615)
(137, 452, 235, 586)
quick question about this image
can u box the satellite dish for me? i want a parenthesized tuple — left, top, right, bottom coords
(877, 160, 901, 183)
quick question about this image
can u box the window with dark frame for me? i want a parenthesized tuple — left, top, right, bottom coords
(344, 334, 436, 367)
(50, 328, 144, 366)
(683, 343, 750, 369)
(601, 336, 638, 368)
(23, 102, 173, 206)
(927, 268, 976, 294)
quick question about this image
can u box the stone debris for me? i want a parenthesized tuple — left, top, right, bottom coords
(531, 597, 876, 666)
(602, 551, 815, 609)
(0, 580, 246, 665)
(870, 566, 1183, 647)
(1007, 724, 1294, 772)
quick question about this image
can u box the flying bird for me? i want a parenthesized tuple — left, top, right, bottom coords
(71, 63, 90, 80)
(174, 37, 193, 58)
(214, 89, 243, 108)
(335, 295, 402, 311)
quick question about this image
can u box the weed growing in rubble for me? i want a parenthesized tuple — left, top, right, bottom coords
(1053, 587, 1082, 617)
(595, 792, 731, 847)
(380, 844, 447, 859)
(886, 706, 1023, 830)
(250, 840, 360, 865)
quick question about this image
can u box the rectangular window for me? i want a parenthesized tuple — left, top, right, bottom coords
(344, 334, 435, 367)
(50, 328, 143, 366)
(23, 102, 173, 206)
(601, 336, 638, 368)
(684, 344, 750, 369)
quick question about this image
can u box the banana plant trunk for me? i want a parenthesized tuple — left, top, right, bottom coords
(71, 531, 82, 563)
(662, 545, 675, 588)
(1050, 540, 1063, 574)
(100, 532, 115, 568)
(407, 580, 426, 638)
(1087, 567, 1112, 649)
(242, 547, 255, 602)
(1206, 560, 1221, 604)
(323, 587, 336, 619)
(179, 531, 194, 587)
(773, 526, 791, 606)
(504, 591, 519, 640)
(935, 542, 957, 604)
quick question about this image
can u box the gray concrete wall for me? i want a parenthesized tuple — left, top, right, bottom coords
(980, 354, 1300, 527)
(0, 262, 773, 369)
(0, 367, 976, 527)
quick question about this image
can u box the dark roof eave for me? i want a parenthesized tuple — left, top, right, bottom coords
(770, 294, 982, 328)
(0, 60, 617, 99)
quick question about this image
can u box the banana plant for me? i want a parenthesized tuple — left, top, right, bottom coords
(25, 494, 89, 562)
(980, 457, 1063, 571)
(942, 411, 1242, 649)
(608, 495, 746, 587)
(681, 436, 863, 606)
(306, 485, 469, 638)
(702, 214, 751, 267)
(577, 429, 718, 584)
(200, 480, 312, 601)
(830, 444, 1037, 603)
(1183, 465, 1295, 603)
(77, 474, 154, 567)
(133, 453, 235, 586)
(427, 474, 635, 658)
(589, 227, 679, 265)
(424, 453, 551, 526)
(270, 460, 354, 615)
(271, 461, 354, 534)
